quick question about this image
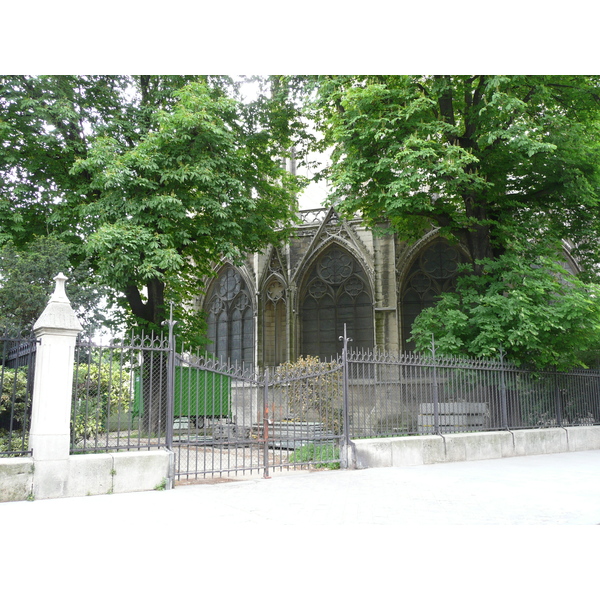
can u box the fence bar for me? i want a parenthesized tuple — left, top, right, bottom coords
(499, 349, 509, 429)
(340, 325, 351, 466)
(263, 368, 270, 479)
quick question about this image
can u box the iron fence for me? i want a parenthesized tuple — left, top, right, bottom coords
(172, 353, 344, 480)
(0, 336, 37, 457)
(67, 330, 600, 478)
(71, 332, 170, 454)
(345, 349, 600, 438)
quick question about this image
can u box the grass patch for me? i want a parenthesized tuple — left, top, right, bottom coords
(288, 443, 340, 469)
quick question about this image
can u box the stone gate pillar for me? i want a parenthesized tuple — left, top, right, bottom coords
(29, 273, 83, 499)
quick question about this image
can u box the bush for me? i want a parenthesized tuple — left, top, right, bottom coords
(0, 431, 28, 454)
(275, 356, 343, 435)
(72, 357, 132, 443)
(0, 368, 30, 427)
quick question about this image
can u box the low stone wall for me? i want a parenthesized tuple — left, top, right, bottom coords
(352, 426, 600, 468)
(0, 450, 173, 503)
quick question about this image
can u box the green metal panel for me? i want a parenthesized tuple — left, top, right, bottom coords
(133, 367, 231, 418)
(174, 367, 230, 418)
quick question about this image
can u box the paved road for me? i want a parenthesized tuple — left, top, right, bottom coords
(4, 450, 598, 598)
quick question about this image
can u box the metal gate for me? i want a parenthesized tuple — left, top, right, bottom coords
(171, 352, 345, 481)
(0, 335, 38, 457)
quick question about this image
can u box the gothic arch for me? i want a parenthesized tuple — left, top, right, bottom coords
(203, 265, 255, 366)
(298, 243, 374, 360)
(399, 237, 469, 351)
(260, 273, 288, 366)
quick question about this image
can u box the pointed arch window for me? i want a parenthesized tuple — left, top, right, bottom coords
(401, 240, 466, 351)
(262, 277, 287, 366)
(205, 268, 254, 365)
(300, 246, 373, 360)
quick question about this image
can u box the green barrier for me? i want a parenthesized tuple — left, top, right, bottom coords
(133, 367, 231, 421)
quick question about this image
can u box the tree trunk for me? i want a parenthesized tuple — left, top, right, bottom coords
(125, 277, 169, 439)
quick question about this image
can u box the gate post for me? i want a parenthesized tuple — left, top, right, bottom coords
(162, 302, 176, 490)
(431, 335, 440, 436)
(262, 368, 270, 479)
(29, 273, 83, 499)
(339, 324, 354, 469)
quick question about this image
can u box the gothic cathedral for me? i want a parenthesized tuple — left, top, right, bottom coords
(197, 205, 472, 368)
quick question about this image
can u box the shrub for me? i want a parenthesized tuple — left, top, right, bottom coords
(72, 357, 132, 443)
(275, 356, 343, 435)
(0, 368, 30, 427)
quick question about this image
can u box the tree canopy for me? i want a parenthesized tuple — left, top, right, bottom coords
(0, 236, 109, 334)
(305, 75, 600, 367)
(0, 76, 305, 343)
(4, 74, 600, 367)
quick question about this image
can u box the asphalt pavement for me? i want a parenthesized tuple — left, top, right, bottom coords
(4, 450, 599, 598)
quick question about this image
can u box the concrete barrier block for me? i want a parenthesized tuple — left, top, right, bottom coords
(415, 436, 446, 465)
(512, 428, 568, 456)
(565, 426, 600, 452)
(0, 458, 34, 502)
(353, 438, 394, 468)
(444, 431, 514, 463)
(390, 436, 431, 466)
(111, 450, 171, 494)
(67, 454, 114, 497)
(32, 459, 70, 499)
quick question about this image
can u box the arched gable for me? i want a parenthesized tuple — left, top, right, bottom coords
(298, 242, 374, 359)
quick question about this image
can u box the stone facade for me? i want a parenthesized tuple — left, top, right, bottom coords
(196, 207, 472, 368)
(197, 205, 580, 370)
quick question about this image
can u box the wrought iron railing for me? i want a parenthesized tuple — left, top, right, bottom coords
(345, 348, 600, 438)
(64, 331, 600, 479)
(0, 336, 37, 457)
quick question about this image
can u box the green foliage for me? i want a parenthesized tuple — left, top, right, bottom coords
(0, 368, 29, 425)
(0, 76, 307, 347)
(305, 75, 600, 365)
(154, 478, 167, 491)
(72, 78, 305, 344)
(0, 236, 113, 333)
(309, 76, 600, 268)
(71, 355, 132, 443)
(288, 443, 340, 469)
(275, 355, 343, 435)
(0, 431, 28, 454)
(410, 246, 600, 369)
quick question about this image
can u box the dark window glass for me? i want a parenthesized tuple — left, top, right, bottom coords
(401, 240, 466, 351)
(301, 247, 374, 359)
(206, 268, 253, 365)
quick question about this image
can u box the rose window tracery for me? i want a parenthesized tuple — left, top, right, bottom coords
(301, 246, 373, 360)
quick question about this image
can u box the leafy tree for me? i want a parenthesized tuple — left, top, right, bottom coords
(0, 236, 111, 334)
(410, 244, 600, 369)
(72, 79, 303, 344)
(306, 75, 600, 366)
(0, 76, 305, 344)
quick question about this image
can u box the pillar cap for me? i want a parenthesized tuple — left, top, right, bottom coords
(33, 273, 83, 334)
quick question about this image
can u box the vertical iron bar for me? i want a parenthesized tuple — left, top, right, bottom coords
(339, 324, 352, 467)
(164, 303, 176, 451)
(499, 348, 509, 430)
(431, 335, 440, 435)
(263, 367, 270, 479)
(554, 367, 563, 427)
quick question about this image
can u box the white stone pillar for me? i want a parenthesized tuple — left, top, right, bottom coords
(29, 273, 83, 499)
